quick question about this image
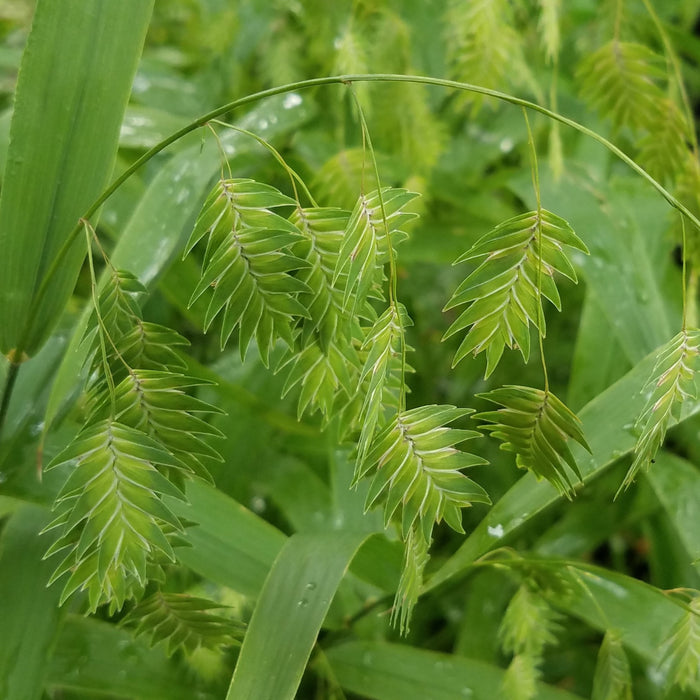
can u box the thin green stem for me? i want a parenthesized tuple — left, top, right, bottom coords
(687, 267, 698, 330)
(523, 108, 549, 392)
(614, 0, 624, 41)
(16, 72, 700, 363)
(682, 216, 689, 330)
(357, 98, 368, 195)
(348, 85, 407, 412)
(211, 120, 318, 207)
(548, 60, 563, 180)
(84, 223, 116, 415)
(206, 122, 233, 181)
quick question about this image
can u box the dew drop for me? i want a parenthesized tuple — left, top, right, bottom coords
(487, 524, 504, 538)
(297, 598, 309, 608)
(283, 93, 302, 109)
(499, 137, 514, 153)
(132, 75, 151, 93)
(250, 496, 266, 513)
(305, 582, 317, 591)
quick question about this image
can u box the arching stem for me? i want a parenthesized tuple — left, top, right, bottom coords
(6, 72, 700, 437)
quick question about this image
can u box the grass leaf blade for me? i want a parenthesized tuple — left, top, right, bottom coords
(0, 0, 154, 358)
(226, 531, 369, 700)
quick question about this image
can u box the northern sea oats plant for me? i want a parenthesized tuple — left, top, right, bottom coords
(0, 1, 699, 698)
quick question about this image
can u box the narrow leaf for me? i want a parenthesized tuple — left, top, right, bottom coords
(326, 640, 580, 700)
(0, 506, 65, 700)
(226, 531, 370, 700)
(0, 0, 154, 358)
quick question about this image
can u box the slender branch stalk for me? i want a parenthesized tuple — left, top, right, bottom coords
(348, 85, 408, 412)
(523, 108, 550, 392)
(211, 120, 318, 207)
(21, 75, 700, 361)
(26, 76, 700, 337)
(687, 268, 698, 330)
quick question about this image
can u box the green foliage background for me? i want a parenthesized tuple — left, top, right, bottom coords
(1, 0, 700, 698)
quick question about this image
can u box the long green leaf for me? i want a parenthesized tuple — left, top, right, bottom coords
(226, 531, 370, 700)
(166, 480, 287, 598)
(0, 505, 64, 700)
(567, 292, 630, 410)
(0, 328, 68, 477)
(326, 641, 579, 700)
(0, 0, 154, 358)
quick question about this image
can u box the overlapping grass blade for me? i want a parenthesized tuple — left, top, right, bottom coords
(165, 480, 287, 598)
(326, 640, 579, 699)
(0, 506, 64, 700)
(0, 0, 154, 359)
(226, 531, 370, 700)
